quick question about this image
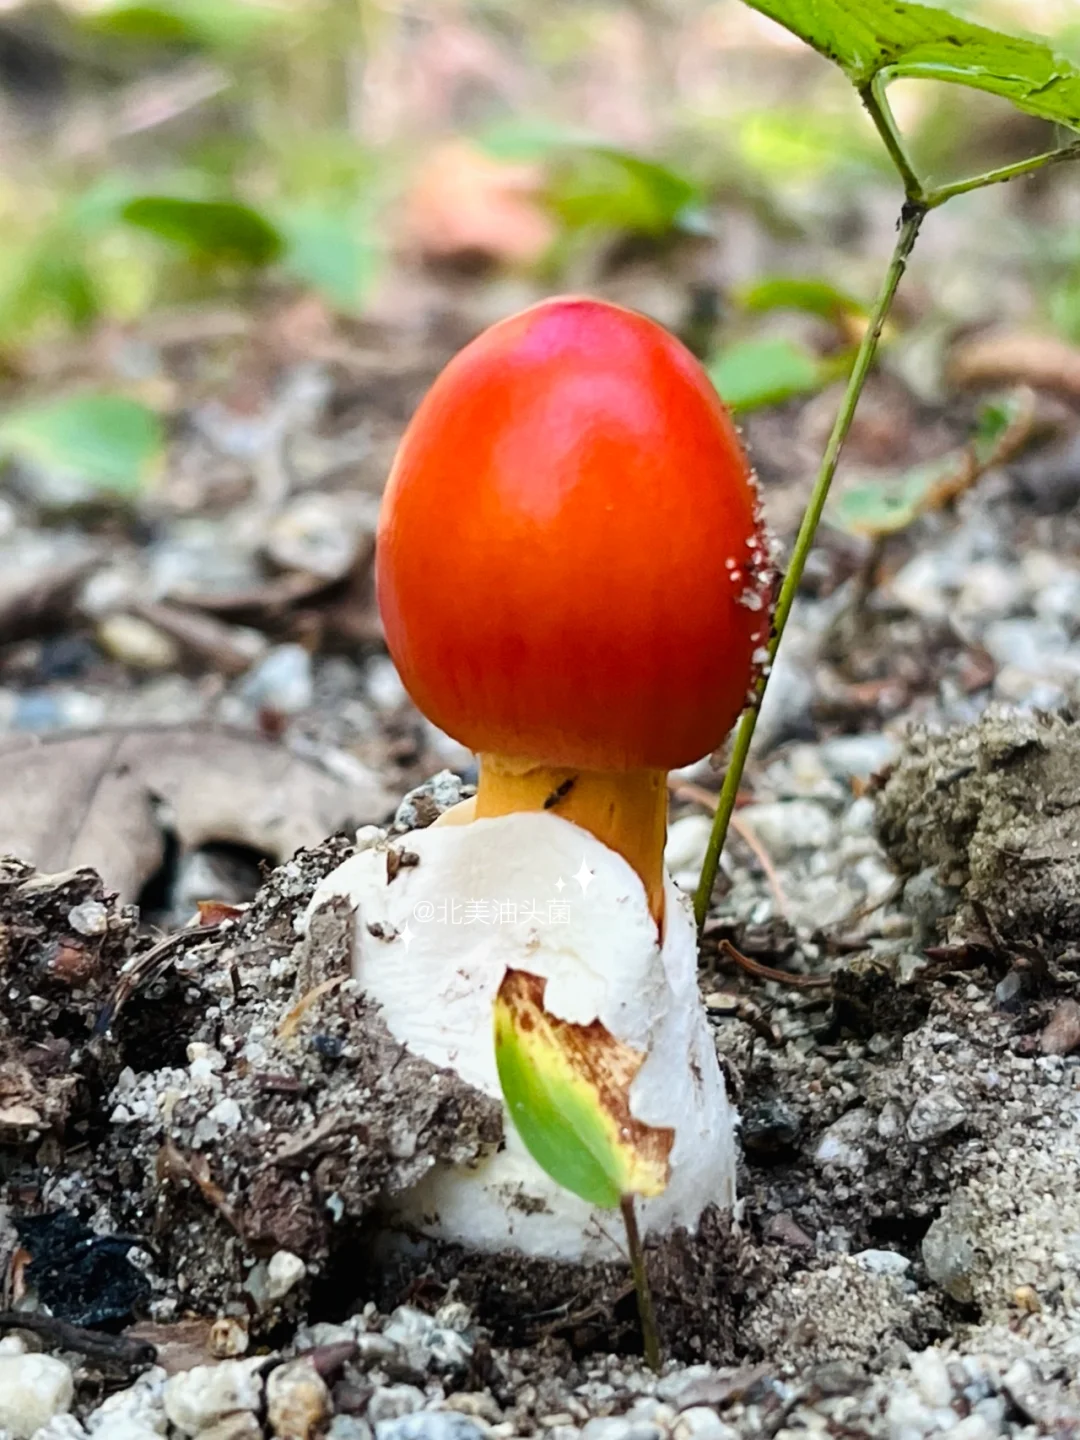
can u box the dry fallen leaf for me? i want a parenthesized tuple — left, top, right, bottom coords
(401, 140, 555, 267)
(949, 332, 1080, 398)
(0, 726, 394, 902)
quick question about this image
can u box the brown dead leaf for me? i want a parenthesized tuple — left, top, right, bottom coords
(401, 140, 555, 268)
(949, 333, 1080, 398)
(0, 726, 393, 902)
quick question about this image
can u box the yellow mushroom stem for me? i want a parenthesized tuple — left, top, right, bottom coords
(433, 754, 668, 926)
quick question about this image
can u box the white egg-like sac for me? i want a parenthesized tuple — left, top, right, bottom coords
(305, 811, 736, 1262)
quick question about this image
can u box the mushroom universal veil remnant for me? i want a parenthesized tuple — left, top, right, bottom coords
(309, 295, 773, 1261)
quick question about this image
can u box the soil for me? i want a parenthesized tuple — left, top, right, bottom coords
(2, 720, 1079, 1434)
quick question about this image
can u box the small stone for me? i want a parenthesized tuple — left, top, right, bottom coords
(853, 1249, 910, 1278)
(265, 494, 371, 582)
(193, 1416, 262, 1440)
(672, 1410, 738, 1440)
(813, 1109, 871, 1171)
(367, 1388, 425, 1424)
(425, 1328, 472, 1374)
(353, 1335, 399, 1370)
(87, 1367, 167, 1438)
(267, 1360, 330, 1440)
(1012, 1284, 1042, 1314)
(209, 1319, 249, 1359)
(240, 645, 313, 715)
(97, 614, 180, 671)
(737, 800, 837, 860)
(580, 1422, 662, 1440)
(740, 1097, 801, 1157)
(902, 868, 960, 949)
(67, 900, 109, 936)
(922, 1195, 977, 1303)
(909, 1348, 954, 1409)
(393, 772, 469, 831)
(163, 1359, 266, 1436)
(1040, 998, 1080, 1056)
(266, 1250, 307, 1301)
(373, 1417, 486, 1440)
(93, 1422, 167, 1440)
(906, 1088, 967, 1143)
(0, 1354, 74, 1440)
(948, 1416, 998, 1440)
(327, 1420, 373, 1440)
(29, 1414, 85, 1440)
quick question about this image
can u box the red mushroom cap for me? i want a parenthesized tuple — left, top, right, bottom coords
(376, 296, 772, 773)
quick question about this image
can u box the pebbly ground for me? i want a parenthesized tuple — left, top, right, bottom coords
(1, 703, 1080, 1440)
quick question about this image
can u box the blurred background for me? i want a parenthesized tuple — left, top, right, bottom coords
(1, 0, 1080, 926)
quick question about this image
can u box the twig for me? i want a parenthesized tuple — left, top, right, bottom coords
(713, 936, 831, 991)
(620, 1196, 661, 1373)
(0, 1311, 156, 1370)
(94, 923, 228, 1037)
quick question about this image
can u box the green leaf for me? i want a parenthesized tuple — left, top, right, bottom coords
(278, 208, 378, 312)
(742, 0, 1080, 132)
(708, 336, 825, 411)
(738, 275, 867, 320)
(122, 196, 284, 266)
(833, 458, 950, 536)
(494, 969, 672, 1210)
(548, 147, 701, 237)
(81, 0, 291, 51)
(0, 394, 163, 494)
(972, 393, 1022, 464)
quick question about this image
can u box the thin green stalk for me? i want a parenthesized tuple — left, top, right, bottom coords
(621, 1195, 662, 1373)
(692, 204, 925, 929)
(924, 139, 1080, 208)
(861, 77, 924, 202)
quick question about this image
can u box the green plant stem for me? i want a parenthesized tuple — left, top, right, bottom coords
(620, 1195, 661, 1373)
(861, 77, 924, 201)
(692, 204, 925, 929)
(923, 138, 1080, 208)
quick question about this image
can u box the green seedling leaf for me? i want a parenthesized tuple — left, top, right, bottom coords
(972, 392, 1024, 465)
(0, 394, 163, 495)
(278, 208, 378, 313)
(738, 275, 867, 321)
(122, 196, 284, 266)
(494, 968, 673, 1210)
(549, 147, 701, 237)
(708, 336, 825, 412)
(742, 0, 1080, 132)
(833, 461, 947, 536)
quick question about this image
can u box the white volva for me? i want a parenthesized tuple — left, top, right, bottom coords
(306, 811, 736, 1262)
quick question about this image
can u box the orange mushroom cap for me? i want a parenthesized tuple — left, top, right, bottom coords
(376, 296, 772, 773)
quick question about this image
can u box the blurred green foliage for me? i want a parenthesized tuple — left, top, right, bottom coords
(0, 392, 163, 493)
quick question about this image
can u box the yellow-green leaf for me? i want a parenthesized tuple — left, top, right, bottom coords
(742, 0, 1080, 132)
(494, 969, 672, 1210)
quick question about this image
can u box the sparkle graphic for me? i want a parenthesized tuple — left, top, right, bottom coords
(572, 858, 595, 894)
(554, 876, 566, 893)
(399, 921, 415, 952)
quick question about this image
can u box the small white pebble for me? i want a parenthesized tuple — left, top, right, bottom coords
(0, 1353, 75, 1440)
(266, 1251, 307, 1301)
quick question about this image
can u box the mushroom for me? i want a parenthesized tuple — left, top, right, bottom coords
(309, 296, 773, 1261)
(378, 295, 771, 922)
